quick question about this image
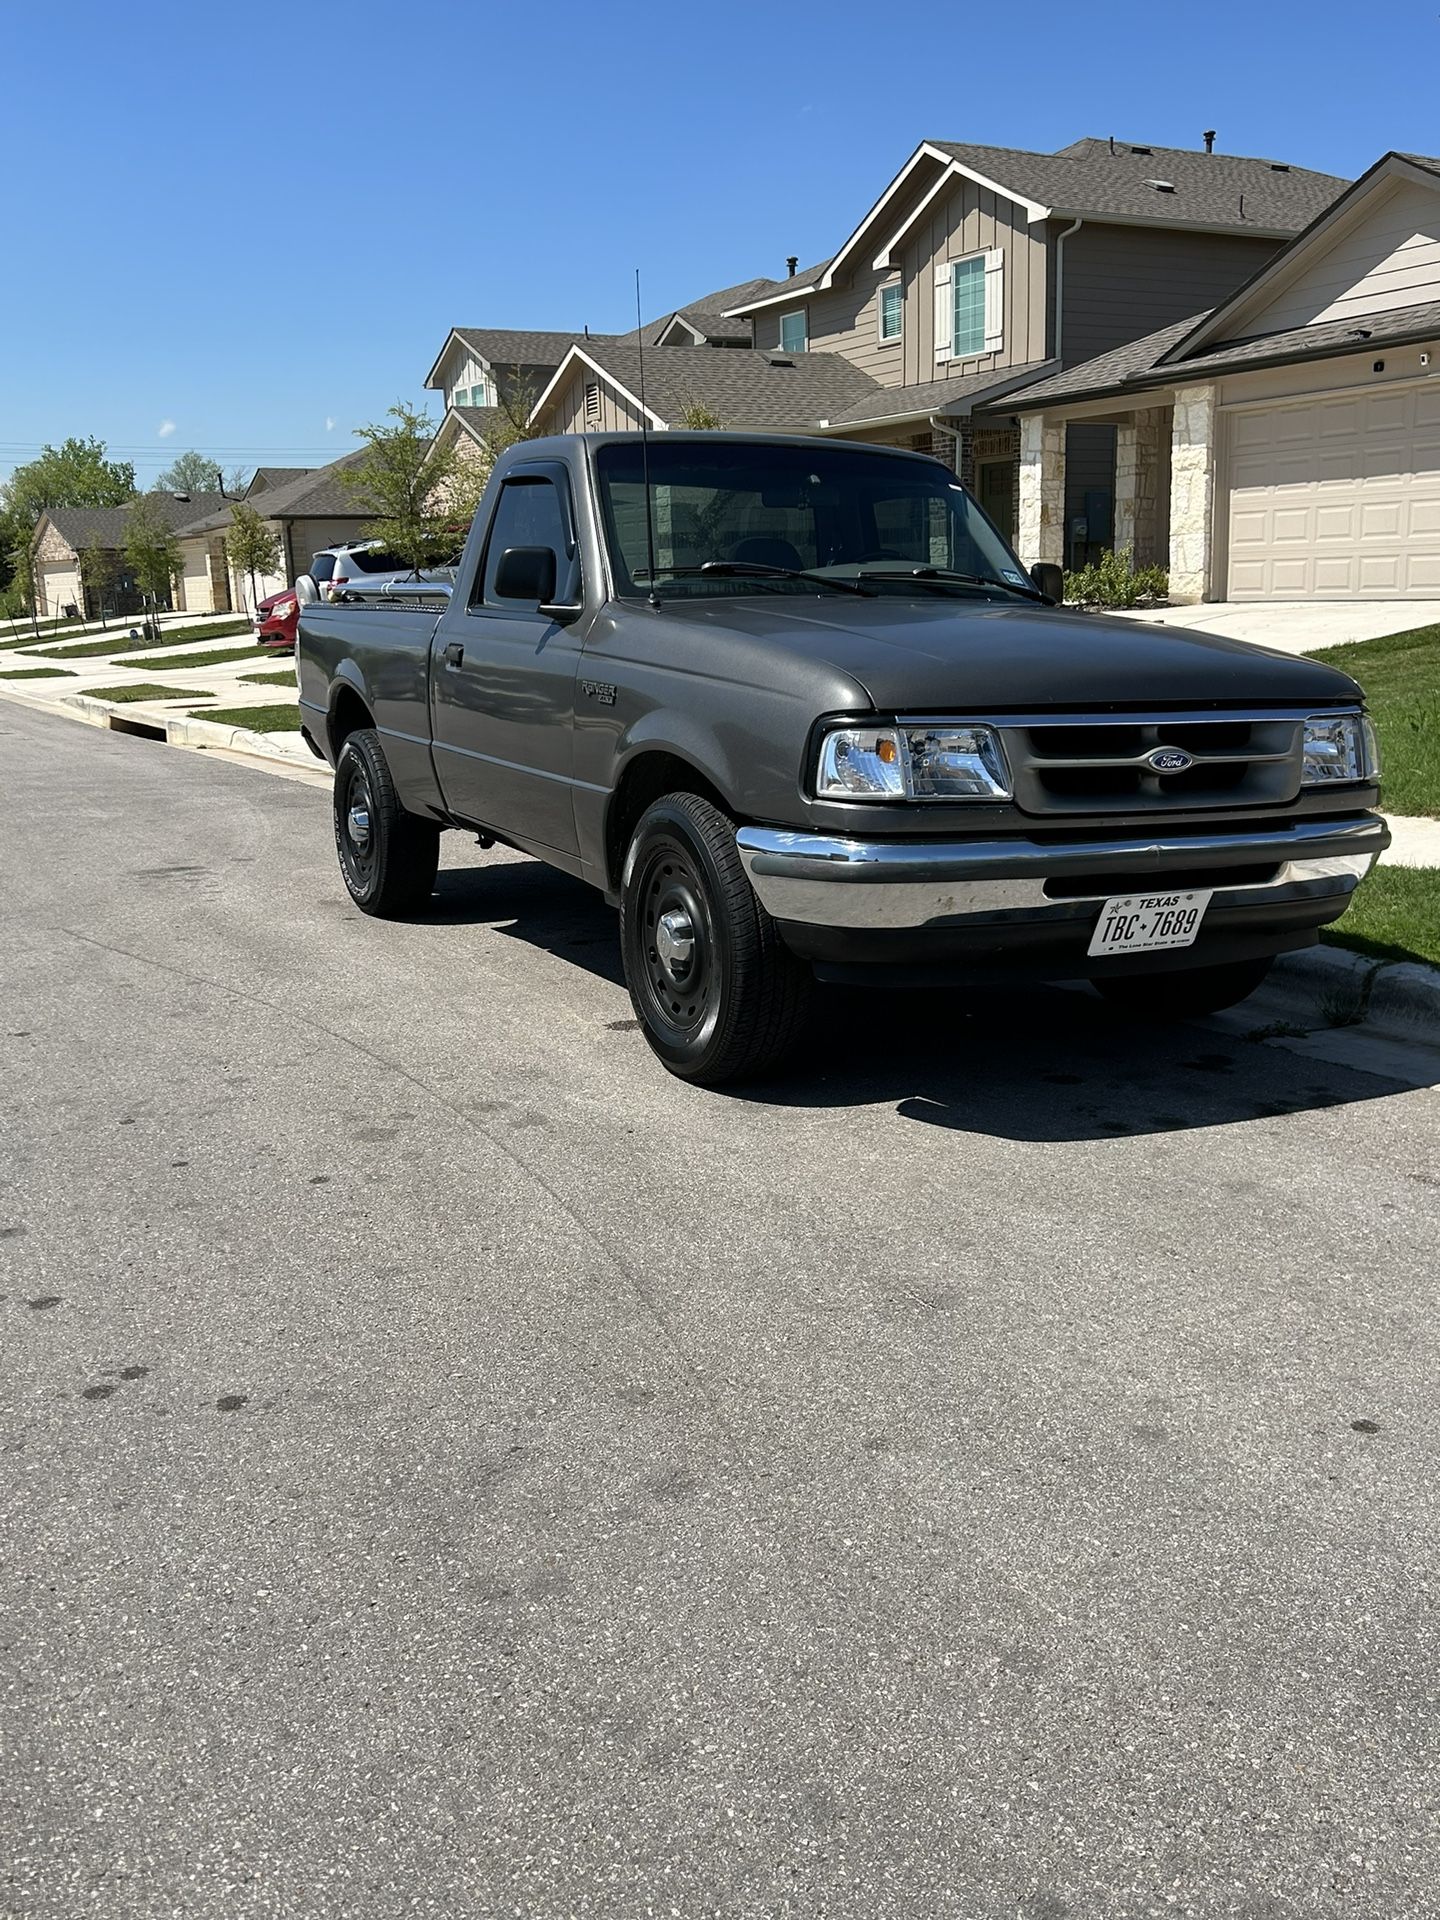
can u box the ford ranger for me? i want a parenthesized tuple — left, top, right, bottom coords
(296, 432, 1387, 1085)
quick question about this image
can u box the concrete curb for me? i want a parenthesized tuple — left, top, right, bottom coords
(164, 711, 316, 770)
(0, 680, 322, 778)
(1256, 944, 1440, 1049)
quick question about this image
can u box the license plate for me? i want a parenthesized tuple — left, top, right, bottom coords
(1087, 889, 1212, 958)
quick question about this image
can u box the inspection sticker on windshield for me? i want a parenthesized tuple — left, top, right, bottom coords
(1087, 890, 1213, 958)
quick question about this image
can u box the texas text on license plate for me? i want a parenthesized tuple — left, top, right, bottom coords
(1087, 889, 1213, 958)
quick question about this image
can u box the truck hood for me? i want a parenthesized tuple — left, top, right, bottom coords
(669, 596, 1365, 712)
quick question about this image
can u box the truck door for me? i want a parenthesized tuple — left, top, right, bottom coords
(430, 463, 584, 854)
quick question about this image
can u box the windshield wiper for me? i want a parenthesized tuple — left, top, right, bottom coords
(854, 565, 1045, 602)
(633, 561, 873, 597)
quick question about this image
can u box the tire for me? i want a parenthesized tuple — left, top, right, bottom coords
(333, 727, 440, 917)
(620, 792, 811, 1086)
(1094, 955, 1275, 1020)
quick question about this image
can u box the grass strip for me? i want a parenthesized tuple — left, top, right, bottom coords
(84, 683, 215, 704)
(123, 645, 272, 672)
(1323, 863, 1440, 969)
(0, 666, 76, 679)
(1311, 624, 1440, 818)
(13, 618, 254, 659)
(190, 703, 301, 733)
(238, 668, 299, 686)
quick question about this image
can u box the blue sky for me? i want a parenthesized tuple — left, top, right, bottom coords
(1, 0, 1430, 487)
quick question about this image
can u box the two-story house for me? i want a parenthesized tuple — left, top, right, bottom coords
(520, 137, 1346, 565)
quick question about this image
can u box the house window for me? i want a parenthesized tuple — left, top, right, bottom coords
(879, 281, 903, 343)
(951, 257, 987, 358)
(779, 309, 808, 354)
(935, 250, 1003, 365)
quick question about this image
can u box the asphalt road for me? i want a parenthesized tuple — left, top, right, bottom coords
(3, 702, 1438, 1919)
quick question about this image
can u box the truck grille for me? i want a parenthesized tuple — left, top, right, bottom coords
(1002, 713, 1304, 816)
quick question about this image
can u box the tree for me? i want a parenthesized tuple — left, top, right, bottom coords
(0, 436, 136, 598)
(340, 402, 489, 571)
(155, 450, 251, 498)
(677, 398, 724, 429)
(78, 535, 115, 624)
(224, 501, 282, 614)
(123, 494, 183, 621)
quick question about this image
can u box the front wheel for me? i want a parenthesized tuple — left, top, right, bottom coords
(1093, 955, 1275, 1020)
(620, 792, 811, 1086)
(333, 727, 440, 917)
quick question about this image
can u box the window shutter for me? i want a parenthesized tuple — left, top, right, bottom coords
(584, 381, 601, 426)
(934, 262, 953, 363)
(983, 248, 1004, 352)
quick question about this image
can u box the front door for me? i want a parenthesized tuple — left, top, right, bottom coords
(976, 459, 1016, 544)
(430, 467, 584, 854)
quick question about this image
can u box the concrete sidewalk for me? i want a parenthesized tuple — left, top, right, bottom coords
(1106, 600, 1439, 655)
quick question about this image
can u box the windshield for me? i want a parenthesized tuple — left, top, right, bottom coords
(593, 439, 1031, 600)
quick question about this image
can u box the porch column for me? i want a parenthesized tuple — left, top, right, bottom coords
(1169, 384, 1219, 603)
(1017, 413, 1065, 569)
(1115, 407, 1170, 568)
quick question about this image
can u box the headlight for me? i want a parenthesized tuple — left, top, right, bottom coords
(815, 723, 1012, 801)
(1302, 713, 1377, 786)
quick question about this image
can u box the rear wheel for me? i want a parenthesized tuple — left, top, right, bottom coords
(620, 792, 811, 1086)
(333, 727, 440, 917)
(1093, 956, 1275, 1020)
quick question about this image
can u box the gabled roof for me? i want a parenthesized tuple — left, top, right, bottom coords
(245, 466, 312, 496)
(724, 137, 1350, 317)
(1149, 150, 1440, 363)
(41, 493, 228, 552)
(629, 274, 776, 347)
(171, 457, 369, 534)
(1001, 296, 1440, 412)
(530, 340, 881, 433)
(424, 327, 599, 389)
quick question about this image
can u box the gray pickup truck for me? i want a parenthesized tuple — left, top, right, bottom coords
(297, 431, 1387, 1085)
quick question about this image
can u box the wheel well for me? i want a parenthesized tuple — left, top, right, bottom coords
(605, 751, 728, 892)
(329, 685, 374, 758)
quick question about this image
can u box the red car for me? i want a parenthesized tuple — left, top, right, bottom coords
(255, 587, 299, 652)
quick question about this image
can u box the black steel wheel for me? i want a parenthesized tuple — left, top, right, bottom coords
(1093, 955, 1275, 1020)
(332, 727, 440, 917)
(620, 792, 810, 1086)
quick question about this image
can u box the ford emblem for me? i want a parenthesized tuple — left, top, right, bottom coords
(1147, 747, 1194, 773)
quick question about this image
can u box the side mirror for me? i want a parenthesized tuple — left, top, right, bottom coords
(494, 545, 557, 606)
(1030, 562, 1064, 605)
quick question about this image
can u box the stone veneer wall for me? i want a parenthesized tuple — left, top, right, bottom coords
(1114, 406, 1171, 571)
(1169, 385, 1217, 602)
(1017, 415, 1065, 568)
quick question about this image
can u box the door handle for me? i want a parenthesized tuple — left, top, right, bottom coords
(443, 642, 464, 668)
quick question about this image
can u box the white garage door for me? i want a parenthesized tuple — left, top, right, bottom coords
(1226, 381, 1440, 598)
(180, 544, 213, 614)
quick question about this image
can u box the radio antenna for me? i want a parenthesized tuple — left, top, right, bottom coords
(635, 268, 660, 608)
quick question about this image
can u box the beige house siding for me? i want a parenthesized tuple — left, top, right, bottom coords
(754, 177, 1049, 389)
(1214, 335, 1440, 408)
(1238, 179, 1440, 332)
(546, 365, 649, 434)
(1058, 225, 1280, 368)
(439, 345, 493, 409)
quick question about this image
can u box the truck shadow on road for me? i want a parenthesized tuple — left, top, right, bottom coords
(759, 981, 1429, 1142)
(425, 857, 1426, 1142)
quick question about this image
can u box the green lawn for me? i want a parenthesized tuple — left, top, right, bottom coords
(123, 644, 272, 672)
(85, 683, 216, 704)
(238, 668, 299, 686)
(0, 665, 75, 679)
(15, 618, 253, 660)
(194, 702, 301, 733)
(1311, 624, 1439, 817)
(1324, 865, 1440, 969)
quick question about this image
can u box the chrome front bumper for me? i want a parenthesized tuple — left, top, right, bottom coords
(735, 814, 1389, 930)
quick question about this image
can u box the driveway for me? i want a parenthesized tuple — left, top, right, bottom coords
(1106, 599, 1440, 654)
(3, 701, 1438, 1919)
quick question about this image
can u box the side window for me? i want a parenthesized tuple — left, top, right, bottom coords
(479, 477, 569, 607)
(310, 553, 336, 583)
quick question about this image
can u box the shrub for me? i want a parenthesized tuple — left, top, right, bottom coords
(1063, 548, 1169, 609)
